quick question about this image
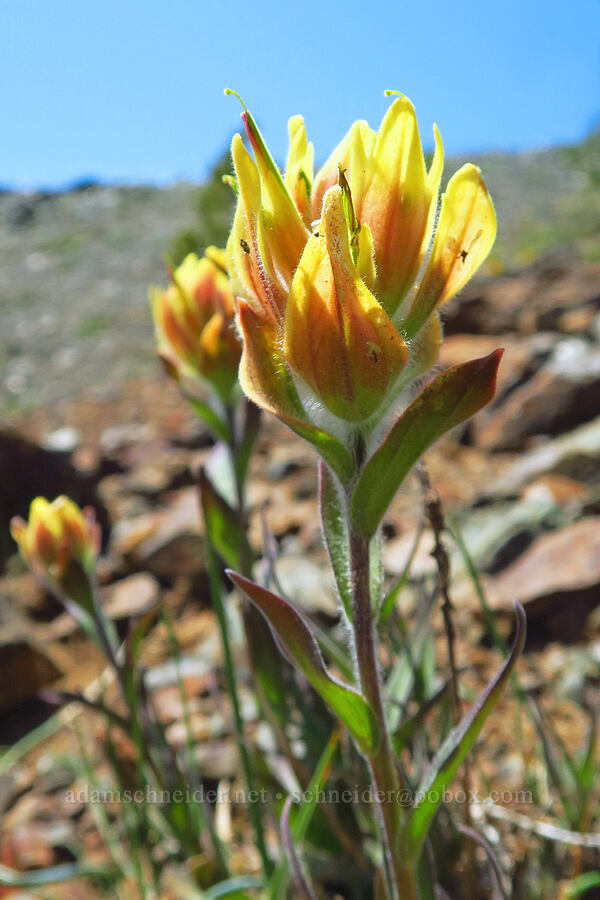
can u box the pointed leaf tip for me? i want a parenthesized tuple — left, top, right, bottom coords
(351, 349, 503, 538)
(407, 600, 526, 858)
(226, 570, 378, 751)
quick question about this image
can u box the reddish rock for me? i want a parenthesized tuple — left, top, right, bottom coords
(475, 339, 600, 451)
(488, 517, 600, 642)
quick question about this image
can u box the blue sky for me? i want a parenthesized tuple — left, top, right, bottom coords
(3, 0, 599, 188)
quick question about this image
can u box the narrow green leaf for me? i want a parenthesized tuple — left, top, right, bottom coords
(567, 871, 600, 899)
(407, 602, 527, 859)
(186, 395, 230, 443)
(319, 462, 352, 618)
(391, 682, 451, 754)
(378, 526, 423, 626)
(267, 730, 339, 899)
(449, 516, 507, 653)
(281, 797, 319, 900)
(233, 400, 261, 485)
(0, 862, 112, 887)
(351, 350, 503, 538)
(386, 592, 437, 731)
(199, 469, 250, 570)
(203, 876, 263, 898)
(283, 414, 354, 485)
(125, 597, 165, 669)
(208, 550, 272, 878)
(227, 572, 378, 752)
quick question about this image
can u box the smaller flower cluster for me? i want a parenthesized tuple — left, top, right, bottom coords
(150, 248, 241, 404)
(11, 496, 99, 604)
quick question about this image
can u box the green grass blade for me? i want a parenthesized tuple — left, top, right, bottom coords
(407, 603, 527, 860)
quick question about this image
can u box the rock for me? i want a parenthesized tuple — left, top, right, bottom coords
(442, 273, 535, 335)
(475, 338, 600, 450)
(522, 474, 587, 506)
(443, 261, 600, 336)
(42, 426, 81, 454)
(487, 517, 600, 642)
(100, 423, 156, 454)
(0, 571, 58, 619)
(453, 494, 559, 575)
(195, 739, 238, 779)
(0, 635, 63, 712)
(110, 487, 205, 578)
(102, 572, 160, 618)
(144, 652, 215, 691)
(273, 556, 339, 618)
(488, 416, 600, 497)
(123, 451, 193, 497)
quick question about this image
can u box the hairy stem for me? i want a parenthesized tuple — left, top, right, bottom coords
(349, 529, 418, 900)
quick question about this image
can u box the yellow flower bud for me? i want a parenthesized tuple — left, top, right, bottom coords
(150, 249, 241, 402)
(11, 496, 99, 602)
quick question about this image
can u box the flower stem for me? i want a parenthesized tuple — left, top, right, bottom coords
(349, 528, 418, 900)
(200, 412, 272, 878)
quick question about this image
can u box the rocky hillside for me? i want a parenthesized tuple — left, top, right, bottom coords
(1, 130, 600, 897)
(1, 128, 599, 415)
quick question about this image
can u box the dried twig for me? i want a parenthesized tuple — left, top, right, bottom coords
(481, 803, 600, 849)
(417, 463, 460, 721)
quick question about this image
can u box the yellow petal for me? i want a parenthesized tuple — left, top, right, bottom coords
(311, 120, 373, 221)
(228, 134, 289, 319)
(285, 115, 314, 226)
(238, 301, 299, 419)
(355, 96, 439, 315)
(355, 222, 376, 293)
(241, 110, 309, 287)
(284, 186, 408, 422)
(204, 246, 228, 274)
(406, 163, 497, 336)
(229, 135, 278, 313)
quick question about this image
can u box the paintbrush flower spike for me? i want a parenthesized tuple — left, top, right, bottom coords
(227, 91, 496, 428)
(11, 496, 99, 601)
(150, 248, 242, 403)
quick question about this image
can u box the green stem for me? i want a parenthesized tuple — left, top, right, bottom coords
(206, 541, 272, 877)
(349, 529, 418, 900)
(205, 406, 271, 875)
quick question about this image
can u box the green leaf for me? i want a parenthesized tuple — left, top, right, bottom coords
(280, 797, 319, 900)
(351, 350, 503, 539)
(186, 395, 230, 443)
(406, 602, 526, 859)
(267, 730, 339, 899)
(566, 871, 600, 899)
(283, 413, 354, 485)
(319, 462, 352, 618)
(125, 597, 164, 669)
(199, 469, 250, 570)
(0, 862, 112, 887)
(227, 572, 378, 753)
(386, 591, 437, 731)
(448, 516, 507, 654)
(378, 526, 423, 626)
(391, 681, 451, 754)
(203, 876, 263, 898)
(233, 400, 261, 485)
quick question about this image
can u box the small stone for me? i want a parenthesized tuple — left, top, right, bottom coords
(42, 426, 81, 454)
(0, 637, 63, 712)
(488, 517, 600, 642)
(102, 572, 160, 619)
